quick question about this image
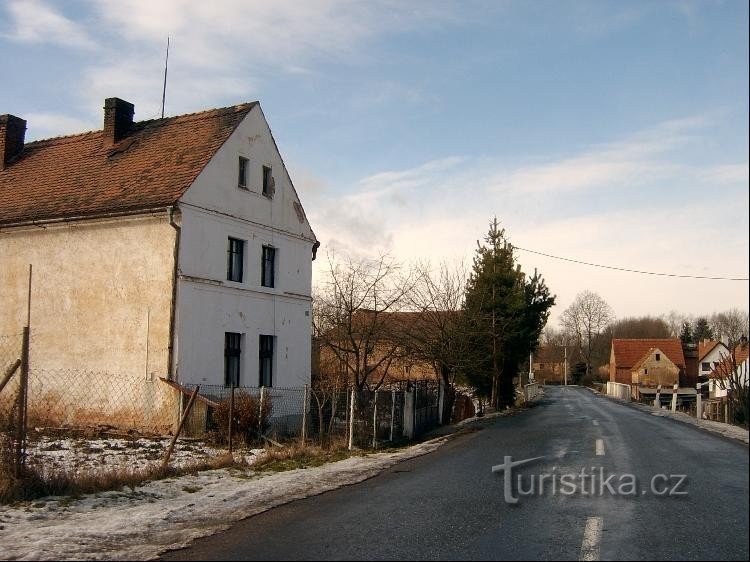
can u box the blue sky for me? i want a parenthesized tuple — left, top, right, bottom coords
(1, 0, 748, 322)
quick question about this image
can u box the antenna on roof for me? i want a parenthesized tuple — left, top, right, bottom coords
(161, 36, 170, 119)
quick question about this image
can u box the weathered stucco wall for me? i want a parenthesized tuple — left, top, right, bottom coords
(0, 214, 179, 432)
(631, 349, 679, 388)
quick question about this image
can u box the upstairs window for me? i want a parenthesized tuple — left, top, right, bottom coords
(701, 362, 711, 371)
(259, 335, 274, 387)
(225, 332, 242, 387)
(262, 165, 273, 197)
(655, 353, 661, 361)
(227, 237, 244, 282)
(238, 157, 248, 189)
(261, 245, 275, 288)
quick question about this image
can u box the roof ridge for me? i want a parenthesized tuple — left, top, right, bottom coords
(135, 102, 258, 129)
(23, 101, 258, 148)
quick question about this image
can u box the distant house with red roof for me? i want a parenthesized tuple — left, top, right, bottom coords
(697, 340, 729, 381)
(609, 339, 688, 400)
(0, 98, 317, 430)
(610, 339, 686, 384)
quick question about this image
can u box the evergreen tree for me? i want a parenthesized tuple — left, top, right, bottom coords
(693, 317, 714, 342)
(679, 321, 694, 344)
(461, 218, 555, 408)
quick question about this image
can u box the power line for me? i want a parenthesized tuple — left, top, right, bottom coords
(514, 246, 749, 281)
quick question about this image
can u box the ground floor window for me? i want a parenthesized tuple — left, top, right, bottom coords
(225, 332, 242, 386)
(259, 335, 274, 387)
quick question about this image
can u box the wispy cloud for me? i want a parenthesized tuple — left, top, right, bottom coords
(308, 114, 749, 319)
(1, 0, 95, 49)
(24, 112, 98, 141)
(489, 115, 710, 194)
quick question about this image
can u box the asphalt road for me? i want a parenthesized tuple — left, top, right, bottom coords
(161, 386, 749, 561)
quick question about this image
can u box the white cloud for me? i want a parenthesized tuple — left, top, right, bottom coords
(309, 116, 749, 321)
(1, 0, 95, 49)
(24, 112, 98, 140)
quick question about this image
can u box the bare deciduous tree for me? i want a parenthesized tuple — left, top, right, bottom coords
(712, 338, 749, 428)
(710, 309, 750, 346)
(401, 261, 469, 421)
(560, 290, 614, 378)
(312, 252, 413, 391)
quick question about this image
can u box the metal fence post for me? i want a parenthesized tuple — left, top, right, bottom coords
(301, 384, 308, 444)
(228, 385, 235, 453)
(390, 390, 396, 442)
(372, 390, 378, 449)
(258, 386, 266, 439)
(348, 387, 355, 451)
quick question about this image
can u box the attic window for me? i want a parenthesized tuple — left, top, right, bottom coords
(655, 353, 661, 361)
(262, 165, 273, 197)
(238, 157, 248, 188)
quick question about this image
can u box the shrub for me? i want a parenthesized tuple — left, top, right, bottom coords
(211, 391, 272, 445)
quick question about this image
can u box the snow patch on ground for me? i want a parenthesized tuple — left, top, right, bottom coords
(0, 438, 447, 561)
(26, 436, 236, 475)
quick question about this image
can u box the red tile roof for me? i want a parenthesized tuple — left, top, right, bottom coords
(698, 340, 726, 361)
(611, 339, 686, 371)
(0, 103, 256, 226)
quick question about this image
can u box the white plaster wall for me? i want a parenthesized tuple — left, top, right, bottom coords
(174, 105, 315, 389)
(700, 344, 729, 378)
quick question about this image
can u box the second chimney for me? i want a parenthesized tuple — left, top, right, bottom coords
(103, 97, 134, 145)
(0, 114, 27, 170)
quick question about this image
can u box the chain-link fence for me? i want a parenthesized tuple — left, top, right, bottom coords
(1, 332, 25, 479)
(179, 381, 438, 449)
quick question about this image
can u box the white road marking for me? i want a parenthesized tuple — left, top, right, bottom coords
(579, 517, 603, 561)
(592, 420, 599, 426)
(595, 439, 605, 456)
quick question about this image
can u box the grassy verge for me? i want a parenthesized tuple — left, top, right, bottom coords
(252, 441, 361, 473)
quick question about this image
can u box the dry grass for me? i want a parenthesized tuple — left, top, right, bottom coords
(1, 450, 237, 504)
(252, 439, 359, 473)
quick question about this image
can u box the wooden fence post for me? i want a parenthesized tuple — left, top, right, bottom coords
(14, 327, 30, 477)
(0, 359, 21, 396)
(161, 385, 200, 471)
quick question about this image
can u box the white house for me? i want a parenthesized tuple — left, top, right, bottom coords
(708, 343, 749, 399)
(0, 98, 318, 419)
(697, 340, 729, 382)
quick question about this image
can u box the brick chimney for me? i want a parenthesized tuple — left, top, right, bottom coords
(0, 114, 27, 170)
(103, 97, 134, 145)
